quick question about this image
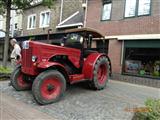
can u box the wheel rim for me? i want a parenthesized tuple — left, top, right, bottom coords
(97, 64, 107, 85)
(40, 78, 62, 100)
(17, 73, 28, 88)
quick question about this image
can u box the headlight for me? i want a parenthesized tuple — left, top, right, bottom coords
(32, 56, 37, 62)
(22, 41, 29, 49)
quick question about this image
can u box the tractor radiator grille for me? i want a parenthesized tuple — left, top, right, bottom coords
(22, 48, 32, 68)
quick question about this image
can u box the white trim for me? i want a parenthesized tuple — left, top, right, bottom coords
(105, 34, 160, 40)
(27, 14, 36, 30)
(58, 11, 79, 26)
(120, 40, 124, 65)
(56, 23, 83, 29)
(39, 10, 51, 28)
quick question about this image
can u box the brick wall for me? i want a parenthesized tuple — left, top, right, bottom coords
(22, 4, 60, 36)
(86, 0, 160, 36)
(108, 39, 122, 74)
(86, 0, 160, 75)
(22, 0, 83, 36)
(62, 0, 83, 21)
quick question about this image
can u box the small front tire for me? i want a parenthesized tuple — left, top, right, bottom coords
(11, 67, 31, 91)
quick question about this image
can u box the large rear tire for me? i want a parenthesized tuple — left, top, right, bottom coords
(11, 67, 31, 91)
(90, 56, 109, 90)
(32, 70, 66, 105)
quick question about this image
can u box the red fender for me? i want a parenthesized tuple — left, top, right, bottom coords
(37, 61, 67, 72)
(82, 53, 107, 80)
(37, 61, 69, 80)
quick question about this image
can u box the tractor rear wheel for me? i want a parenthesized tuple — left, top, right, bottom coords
(11, 67, 31, 91)
(90, 56, 109, 90)
(32, 70, 66, 105)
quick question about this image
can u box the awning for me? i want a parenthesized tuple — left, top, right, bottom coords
(105, 34, 160, 40)
(124, 40, 160, 48)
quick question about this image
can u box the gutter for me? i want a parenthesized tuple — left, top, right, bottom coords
(56, 23, 83, 29)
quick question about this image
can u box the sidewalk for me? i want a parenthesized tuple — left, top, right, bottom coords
(0, 92, 57, 120)
(0, 80, 159, 120)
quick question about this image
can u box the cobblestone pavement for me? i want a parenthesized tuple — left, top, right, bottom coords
(0, 93, 56, 120)
(0, 80, 159, 120)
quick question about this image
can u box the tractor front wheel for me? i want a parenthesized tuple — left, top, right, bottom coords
(90, 56, 109, 90)
(32, 70, 66, 105)
(11, 67, 31, 91)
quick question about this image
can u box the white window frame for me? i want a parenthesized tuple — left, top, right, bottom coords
(101, 2, 112, 21)
(39, 10, 51, 28)
(27, 14, 36, 30)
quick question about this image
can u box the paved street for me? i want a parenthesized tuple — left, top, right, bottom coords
(0, 93, 56, 120)
(0, 80, 159, 120)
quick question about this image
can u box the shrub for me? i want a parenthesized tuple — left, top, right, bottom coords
(0, 66, 12, 74)
(133, 98, 160, 120)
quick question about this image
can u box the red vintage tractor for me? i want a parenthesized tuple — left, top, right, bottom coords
(11, 28, 112, 105)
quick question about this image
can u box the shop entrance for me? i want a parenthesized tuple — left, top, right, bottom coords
(123, 40, 160, 78)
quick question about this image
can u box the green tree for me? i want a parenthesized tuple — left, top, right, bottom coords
(0, 0, 55, 68)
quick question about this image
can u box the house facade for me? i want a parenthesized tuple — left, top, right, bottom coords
(22, 0, 84, 36)
(0, 11, 22, 60)
(86, 0, 160, 87)
(0, 10, 22, 38)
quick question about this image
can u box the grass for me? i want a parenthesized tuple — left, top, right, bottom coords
(0, 66, 12, 74)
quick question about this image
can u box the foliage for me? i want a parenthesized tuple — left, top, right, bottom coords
(0, 0, 55, 14)
(42, 0, 55, 8)
(133, 98, 160, 120)
(0, 66, 12, 74)
(0, 0, 55, 67)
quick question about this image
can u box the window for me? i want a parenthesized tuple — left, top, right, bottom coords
(101, 0, 112, 21)
(125, 0, 137, 17)
(124, 48, 160, 78)
(125, 0, 151, 18)
(40, 11, 50, 28)
(27, 14, 36, 29)
(138, 0, 151, 16)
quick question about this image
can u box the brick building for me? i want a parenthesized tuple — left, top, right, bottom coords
(86, 0, 160, 87)
(22, 0, 84, 36)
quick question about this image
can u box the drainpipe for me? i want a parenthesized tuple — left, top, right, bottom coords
(82, 0, 88, 27)
(47, 29, 52, 44)
(60, 0, 64, 23)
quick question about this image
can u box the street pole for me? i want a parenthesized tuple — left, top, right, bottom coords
(47, 29, 52, 44)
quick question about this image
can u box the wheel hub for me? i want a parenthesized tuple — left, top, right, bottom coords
(47, 84, 54, 91)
